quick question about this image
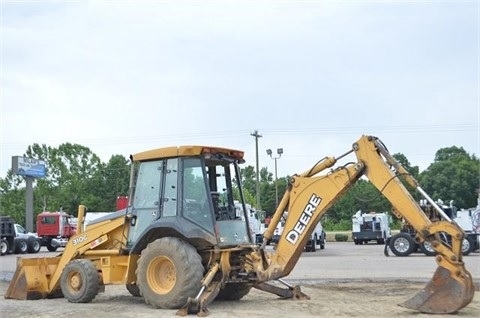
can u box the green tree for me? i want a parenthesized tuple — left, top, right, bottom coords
(237, 165, 275, 210)
(0, 171, 27, 223)
(323, 179, 391, 230)
(91, 155, 130, 211)
(393, 152, 420, 178)
(420, 146, 479, 208)
(239, 165, 256, 201)
(0, 144, 131, 223)
(24, 143, 105, 215)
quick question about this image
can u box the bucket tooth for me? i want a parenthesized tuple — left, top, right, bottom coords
(400, 266, 475, 314)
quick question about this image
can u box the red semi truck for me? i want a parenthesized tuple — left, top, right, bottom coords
(36, 211, 77, 251)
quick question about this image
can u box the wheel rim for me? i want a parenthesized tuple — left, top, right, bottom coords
(0, 242, 7, 253)
(147, 255, 176, 294)
(66, 272, 83, 293)
(424, 241, 435, 253)
(394, 237, 410, 253)
(462, 239, 471, 253)
(33, 241, 40, 251)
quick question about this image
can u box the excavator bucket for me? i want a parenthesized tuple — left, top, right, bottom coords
(5, 256, 62, 300)
(400, 266, 475, 314)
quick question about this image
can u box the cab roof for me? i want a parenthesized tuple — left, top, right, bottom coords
(131, 145, 244, 162)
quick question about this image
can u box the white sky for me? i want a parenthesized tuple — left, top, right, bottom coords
(1, 0, 479, 180)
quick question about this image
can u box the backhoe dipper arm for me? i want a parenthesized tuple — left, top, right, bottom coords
(256, 135, 474, 314)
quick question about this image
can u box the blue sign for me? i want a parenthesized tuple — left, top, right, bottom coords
(12, 156, 47, 178)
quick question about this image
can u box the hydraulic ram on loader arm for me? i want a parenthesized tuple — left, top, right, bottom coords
(255, 135, 474, 314)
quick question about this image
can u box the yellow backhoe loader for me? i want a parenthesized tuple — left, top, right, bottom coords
(5, 135, 475, 315)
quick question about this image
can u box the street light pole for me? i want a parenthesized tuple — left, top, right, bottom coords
(266, 148, 283, 208)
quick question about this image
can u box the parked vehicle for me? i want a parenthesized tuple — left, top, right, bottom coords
(270, 212, 325, 252)
(352, 211, 391, 245)
(13, 223, 41, 254)
(0, 216, 41, 256)
(248, 206, 266, 244)
(451, 206, 480, 254)
(270, 216, 283, 244)
(0, 216, 15, 256)
(387, 199, 479, 256)
(305, 220, 326, 252)
(35, 211, 77, 252)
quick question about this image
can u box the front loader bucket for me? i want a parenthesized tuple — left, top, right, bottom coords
(400, 266, 475, 314)
(5, 257, 62, 300)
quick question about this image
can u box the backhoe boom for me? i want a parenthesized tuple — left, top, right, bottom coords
(257, 135, 474, 314)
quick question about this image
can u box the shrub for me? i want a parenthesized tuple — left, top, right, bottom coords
(323, 219, 352, 231)
(335, 233, 349, 242)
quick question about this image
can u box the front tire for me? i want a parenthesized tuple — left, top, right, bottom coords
(419, 241, 437, 256)
(320, 233, 326, 250)
(136, 237, 204, 309)
(305, 235, 317, 252)
(60, 259, 100, 303)
(389, 233, 415, 257)
(0, 238, 9, 256)
(47, 240, 58, 252)
(462, 236, 475, 256)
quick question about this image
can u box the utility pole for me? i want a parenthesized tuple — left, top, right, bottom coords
(251, 130, 262, 210)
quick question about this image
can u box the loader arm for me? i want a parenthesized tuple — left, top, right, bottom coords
(256, 135, 474, 314)
(5, 205, 130, 300)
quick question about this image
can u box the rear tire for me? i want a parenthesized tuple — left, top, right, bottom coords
(389, 233, 415, 257)
(61, 259, 100, 303)
(27, 237, 41, 253)
(136, 237, 204, 309)
(0, 238, 9, 256)
(216, 283, 252, 300)
(14, 238, 28, 254)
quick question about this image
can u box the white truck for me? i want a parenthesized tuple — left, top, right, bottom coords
(0, 218, 41, 255)
(270, 212, 326, 252)
(234, 202, 266, 244)
(454, 206, 480, 255)
(13, 223, 42, 254)
(352, 210, 391, 245)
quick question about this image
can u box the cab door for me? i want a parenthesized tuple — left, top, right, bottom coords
(127, 160, 163, 246)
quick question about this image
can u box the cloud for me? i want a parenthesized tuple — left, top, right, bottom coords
(1, 1, 478, 179)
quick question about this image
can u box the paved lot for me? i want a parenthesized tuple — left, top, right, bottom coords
(288, 241, 480, 282)
(2, 242, 479, 281)
(0, 242, 478, 317)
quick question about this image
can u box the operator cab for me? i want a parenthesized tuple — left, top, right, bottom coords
(126, 146, 252, 252)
